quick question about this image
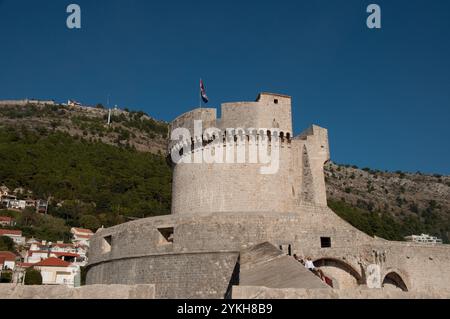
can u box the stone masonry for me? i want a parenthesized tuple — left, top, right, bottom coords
(87, 93, 450, 299)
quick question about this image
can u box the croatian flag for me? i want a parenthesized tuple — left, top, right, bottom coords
(200, 79, 209, 104)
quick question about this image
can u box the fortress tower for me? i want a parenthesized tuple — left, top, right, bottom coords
(169, 93, 330, 215)
(87, 93, 450, 299)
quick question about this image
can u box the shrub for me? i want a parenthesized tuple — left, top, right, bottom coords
(0, 236, 15, 252)
(0, 271, 12, 283)
(24, 268, 43, 285)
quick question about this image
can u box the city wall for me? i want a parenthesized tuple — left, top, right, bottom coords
(87, 208, 450, 298)
(0, 284, 155, 299)
(232, 286, 450, 299)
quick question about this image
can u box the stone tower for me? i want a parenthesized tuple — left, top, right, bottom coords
(169, 93, 330, 215)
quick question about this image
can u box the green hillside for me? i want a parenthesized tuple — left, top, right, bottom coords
(328, 200, 443, 242)
(0, 126, 172, 231)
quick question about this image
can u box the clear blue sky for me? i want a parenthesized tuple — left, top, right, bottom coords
(1, 0, 449, 174)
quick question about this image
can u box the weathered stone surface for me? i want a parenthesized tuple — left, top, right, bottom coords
(240, 243, 329, 289)
(0, 284, 155, 299)
(232, 286, 450, 299)
(86, 93, 450, 299)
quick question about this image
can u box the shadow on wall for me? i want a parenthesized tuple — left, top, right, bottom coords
(382, 272, 408, 292)
(314, 258, 364, 289)
(225, 257, 240, 299)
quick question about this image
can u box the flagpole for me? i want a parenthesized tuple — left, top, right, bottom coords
(199, 78, 202, 109)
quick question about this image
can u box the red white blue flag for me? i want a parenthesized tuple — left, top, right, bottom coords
(200, 79, 209, 104)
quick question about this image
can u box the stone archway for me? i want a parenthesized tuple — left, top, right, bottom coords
(382, 272, 408, 292)
(314, 258, 363, 289)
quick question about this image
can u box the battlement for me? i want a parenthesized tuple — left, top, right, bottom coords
(169, 93, 293, 154)
(256, 92, 291, 103)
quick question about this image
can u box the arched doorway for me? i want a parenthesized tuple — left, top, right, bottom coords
(314, 258, 363, 289)
(382, 272, 408, 291)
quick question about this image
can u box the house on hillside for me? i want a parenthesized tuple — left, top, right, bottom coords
(26, 250, 49, 264)
(71, 228, 94, 247)
(49, 252, 86, 266)
(36, 200, 48, 214)
(0, 229, 25, 245)
(0, 216, 16, 227)
(405, 234, 443, 245)
(0, 195, 16, 208)
(0, 251, 17, 270)
(33, 258, 80, 287)
(7, 199, 26, 210)
(51, 242, 77, 254)
(26, 238, 40, 246)
(24, 240, 89, 266)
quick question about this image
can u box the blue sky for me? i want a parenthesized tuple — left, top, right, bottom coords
(0, 0, 449, 174)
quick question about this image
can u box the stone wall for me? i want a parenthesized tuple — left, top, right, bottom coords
(87, 252, 239, 299)
(87, 208, 450, 298)
(170, 128, 330, 215)
(232, 286, 450, 299)
(0, 284, 155, 299)
(0, 99, 56, 106)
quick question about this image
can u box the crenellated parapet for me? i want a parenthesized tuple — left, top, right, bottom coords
(168, 93, 293, 155)
(168, 93, 330, 215)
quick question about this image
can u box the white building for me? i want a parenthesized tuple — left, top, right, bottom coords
(51, 242, 77, 254)
(0, 229, 26, 245)
(0, 251, 17, 270)
(0, 216, 16, 227)
(33, 258, 80, 287)
(71, 228, 94, 247)
(7, 199, 26, 210)
(0, 195, 16, 208)
(26, 250, 49, 264)
(405, 234, 443, 245)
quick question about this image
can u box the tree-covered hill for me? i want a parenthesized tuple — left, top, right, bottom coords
(326, 163, 450, 243)
(0, 102, 168, 154)
(0, 126, 172, 230)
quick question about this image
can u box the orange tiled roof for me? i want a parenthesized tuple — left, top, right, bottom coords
(0, 229, 22, 236)
(0, 251, 17, 261)
(72, 228, 94, 234)
(34, 257, 71, 267)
